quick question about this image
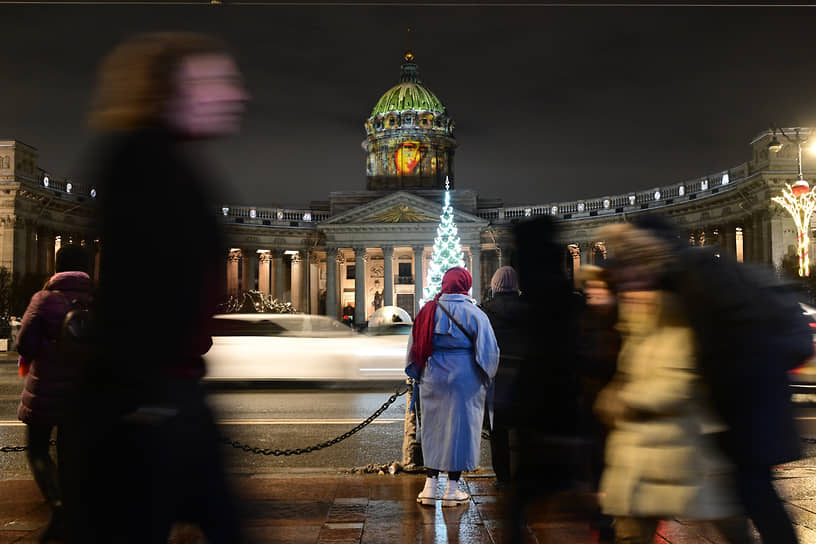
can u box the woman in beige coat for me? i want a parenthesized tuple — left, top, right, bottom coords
(594, 223, 749, 544)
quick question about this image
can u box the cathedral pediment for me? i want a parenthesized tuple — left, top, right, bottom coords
(320, 191, 485, 227)
(365, 205, 437, 223)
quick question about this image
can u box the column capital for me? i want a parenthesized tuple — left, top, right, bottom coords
(352, 246, 367, 255)
(411, 244, 425, 254)
(382, 246, 395, 258)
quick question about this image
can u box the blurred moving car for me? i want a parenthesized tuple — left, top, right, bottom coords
(202, 313, 410, 382)
(788, 302, 816, 392)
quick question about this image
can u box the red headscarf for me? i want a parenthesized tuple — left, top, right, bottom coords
(409, 266, 472, 374)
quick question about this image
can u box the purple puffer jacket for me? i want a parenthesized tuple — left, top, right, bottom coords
(17, 271, 94, 425)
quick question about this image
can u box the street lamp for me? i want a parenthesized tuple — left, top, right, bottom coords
(769, 126, 815, 277)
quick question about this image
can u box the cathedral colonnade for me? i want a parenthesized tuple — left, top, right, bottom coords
(227, 242, 484, 323)
(225, 247, 318, 314)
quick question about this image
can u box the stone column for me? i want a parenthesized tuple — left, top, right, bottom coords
(413, 245, 424, 315)
(291, 252, 304, 312)
(723, 224, 736, 256)
(242, 248, 258, 292)
(258, 251, 271, 295)
(471, 246, 482, 303)
(273, 250, 285, 300)
(45, 233, 56, 276)
(326, 247, 338, 318)
(383, 246, 395, 307)
(569, 245, 581, 288)
(354, 247, 367, 326)
(36, 230, 49, 277)
(302, 249, 312, 313)
(226, 249, 240, 296)
(309, 252, 319, 314)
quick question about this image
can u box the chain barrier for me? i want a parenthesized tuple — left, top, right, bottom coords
(5, 413, 816, 453)
(1, 385, 410, 455)
(220, 382, 411, 456)
(1, 439, 56, 453)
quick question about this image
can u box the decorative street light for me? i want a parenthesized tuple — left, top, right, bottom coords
(769, 127, 816, 277)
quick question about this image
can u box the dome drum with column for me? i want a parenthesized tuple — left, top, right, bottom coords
(363, 52, 457, 191)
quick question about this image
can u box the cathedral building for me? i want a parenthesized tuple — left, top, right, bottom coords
(0, 53, 813, 323)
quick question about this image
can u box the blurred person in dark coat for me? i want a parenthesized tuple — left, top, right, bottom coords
(481, 265, 526, 489)
(506, 216, 587, 542)
(16, 245, 94, 543)
(65, 32, 249, 544)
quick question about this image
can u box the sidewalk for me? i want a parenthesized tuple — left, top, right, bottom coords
(3, 461, 816, 543)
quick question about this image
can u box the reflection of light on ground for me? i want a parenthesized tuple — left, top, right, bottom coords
(434, 500, 449, 544)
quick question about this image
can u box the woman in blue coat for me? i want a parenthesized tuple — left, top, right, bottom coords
(407, 267, 500, 507)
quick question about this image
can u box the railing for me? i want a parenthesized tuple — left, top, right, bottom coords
(220, 205, 330, 226)
(29, 172, 98, 201)
(476, 163, 752, 223)
(395, 275, 414, 285)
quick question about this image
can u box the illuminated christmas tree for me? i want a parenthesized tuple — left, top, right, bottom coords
(424, 177, 465, 301)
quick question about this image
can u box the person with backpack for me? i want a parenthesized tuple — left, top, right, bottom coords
(16, 245, 94, 544)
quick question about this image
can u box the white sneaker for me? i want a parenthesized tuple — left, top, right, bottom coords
(442, 479, 469, 507)
(416, 477, 438, 506)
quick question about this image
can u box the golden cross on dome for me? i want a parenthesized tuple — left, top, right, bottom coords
(404, 28, 414, 62)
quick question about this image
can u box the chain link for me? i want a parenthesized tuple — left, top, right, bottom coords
(1, 385, 410, 455)
(220, 382, 411, 456)
(0, 439, 56, 453)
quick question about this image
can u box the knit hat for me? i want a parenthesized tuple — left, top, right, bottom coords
(55, 245, 91, 273)
(490, 266, 519, 294)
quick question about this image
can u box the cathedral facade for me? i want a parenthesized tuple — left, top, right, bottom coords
(0, 53, 813, 323)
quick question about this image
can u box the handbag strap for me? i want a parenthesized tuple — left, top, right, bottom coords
(436, 301, 476, 345)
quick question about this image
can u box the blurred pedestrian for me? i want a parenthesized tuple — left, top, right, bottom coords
(407, 266, 500, 507)
(16, 245, 94, 544)
(480, 265, 525, 489)
(507, 215, 587, 542)
(594, 222, 749, 544)
(575, 263, 620, 541)
(641, 214, 811, 544)
(67, 31, 249, 543)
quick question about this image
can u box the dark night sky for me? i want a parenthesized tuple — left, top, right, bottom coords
(2, 3, 816, 208)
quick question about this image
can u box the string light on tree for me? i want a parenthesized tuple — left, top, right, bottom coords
(424, 177, 465, 301)
(769, 126, 816, 277)
(772, 181, 816, 277)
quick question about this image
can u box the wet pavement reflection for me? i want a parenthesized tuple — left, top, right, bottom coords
(6, 464, 816, 543)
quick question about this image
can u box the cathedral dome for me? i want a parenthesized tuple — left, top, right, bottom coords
(371, 53, 446, 116)
(362, 51, 456, 192)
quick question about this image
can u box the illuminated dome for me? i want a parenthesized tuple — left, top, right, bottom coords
(363, 52, 457, 191)
(371, 52, 446, 116)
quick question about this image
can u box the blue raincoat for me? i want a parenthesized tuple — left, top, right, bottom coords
(406, 294, 500, 472)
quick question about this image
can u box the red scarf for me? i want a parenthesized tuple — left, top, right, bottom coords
(409, 266, 472, 374)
